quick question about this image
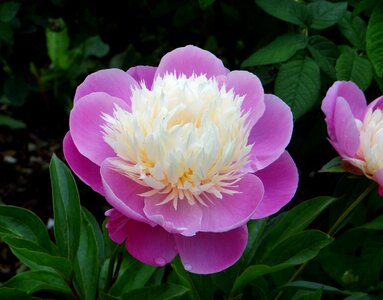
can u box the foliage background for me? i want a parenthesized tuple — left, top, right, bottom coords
(1, 0, 383, 299)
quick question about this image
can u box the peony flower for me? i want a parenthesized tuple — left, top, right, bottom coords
(63, 45, 298, 274)
(322, 81, 383, 194)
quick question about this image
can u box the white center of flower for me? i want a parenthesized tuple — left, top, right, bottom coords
(102, 73, 252, 209)
(349, 108, 383, 176)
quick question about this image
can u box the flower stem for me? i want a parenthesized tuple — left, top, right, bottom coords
(274, 182, 376, 300)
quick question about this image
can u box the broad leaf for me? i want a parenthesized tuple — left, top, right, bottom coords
(359, 214, 383, 230)
(338, 12, 366, 50)
(319, 156, 345, 173)
(241, 34, 307, 67)
(260, 230, 333, 265)
(0, 288, 37, 299)
(366, 4, 383, 77)
(0, 2, 20, 22)
(336, 47, 373, 91)
(306, 1, 347, 30)
(308, 35, 339, 79)
(292, 290, 322, 300)
(83, 36, 110, 58)
(3, 270, 71, 295)
(121, 283, 189, 300)
(198, 0, 215, 9)
(275, 56, 320, 120)
(10, 247, 72, 278)
(0, 115, 25, 129)
(73, 208, 100, 300)
(49, 154, 81, 260)
(282, 280, 352, 295)
(0, 205, 52, 253)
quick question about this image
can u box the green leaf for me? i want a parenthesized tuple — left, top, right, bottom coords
(0, 21, 13, 42)
(275, 56, 320, 120)
(110, 260, 157, 296)
(82, 207, 106, 263)
(10, 247, 72, 278)
(282, 280, 352, 295)
(336, 47, 373, 91)
(338, 12, 367, 50)
(0, 205, 52, 252)
(73, 208, 100, 300)
(49, 154, 81, 260)
(241, 34, 307, 67)
(0, 115, 25, 129)
(83, 36, 110, 58)
(0, 288, 37, 299)
(198, 0, 215, 9)
(359, 238, 383, 287)
(307, 35, 339, 79)
(255, 0, 306, 27)
(292, 289, 322, 300)
(319, 156, 345, 173)
(359, 214, 383, 230)
(255, 197, 336, 259)
(0, 2, 20, 22)
(3, 270, 71, 295)
(261, 230, 333, 265)
(306, 1, 347, 30)
(232, 264, 293, 293)
(366, 4, 383, 77)
(46, 18, 73, 69)
(121, 283, 189, 300)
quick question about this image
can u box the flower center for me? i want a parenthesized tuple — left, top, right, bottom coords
(347, 107, 383, 176)
(101, 73, 252, 209)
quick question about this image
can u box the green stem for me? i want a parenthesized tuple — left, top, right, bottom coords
(103, 247, 119, 292)
(274, 182, 376, 300)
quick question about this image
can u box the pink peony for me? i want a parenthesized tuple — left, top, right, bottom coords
(322, 81, 383, 194)
(63, 45, 298, 274)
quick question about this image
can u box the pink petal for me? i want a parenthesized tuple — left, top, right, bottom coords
(105, 209, 177, 266)
(225, 71, 265, 128)
(333, 97, 360, 157)
(248, 94, 293, 171)
(155, 45, 228, 79)
(63, 132, 104, 195)
(175, 225, 248, 274)
(252, 151, 298, 219)
(126, 66, 157, 89)
(101, 158, 153, 224)
(367, 96, 383, 111)
(143, 195, 203, 237)
(373, 169, 383, 195)
(74, 69, 138, 105)
(199, 174, 264, 232)
(69, 92, 129, 165)
(322, 81, 367, 139)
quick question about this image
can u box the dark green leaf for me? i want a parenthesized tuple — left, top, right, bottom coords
(336, 47, 373, 90)
(0, 288, 37, 300)
(307, 35, 339, 79)
(366, 4, 383, 77)
(292, 289, 322, 300)
(110, 260, 157, 296)
(241, 34, 307, 67)
(275, 56, 320, 120)
(232, 263, 293, 293)
(0, 2, 20, 22)
(359, 214, 383, 230)
(99, 291, 121, 300)
(198, 0, 215, 9)
(261, 230, 333, 265)
(0, 205, 52, 252)
(121, 283, 189, 300)
(49, 154, 81, 260)
(255, 0, 306, 27)
(338, 12, 367, 50)
(82, 207, 106, 263)
(3, 270, 71, 295)
(319, 156, 345, 173)
(73, 208, 100, 300)
(256, 197, 336, 259)
(0, 115, 25, 129)
(4, 77, 31, 106)
(83, 36, 110, 58)
(282, 280, 352, 295)
(0, 21, 13, 43)
(10, 247, 72, 278)
(307, 1, 347, 30)
(359, 238, 383, 287)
